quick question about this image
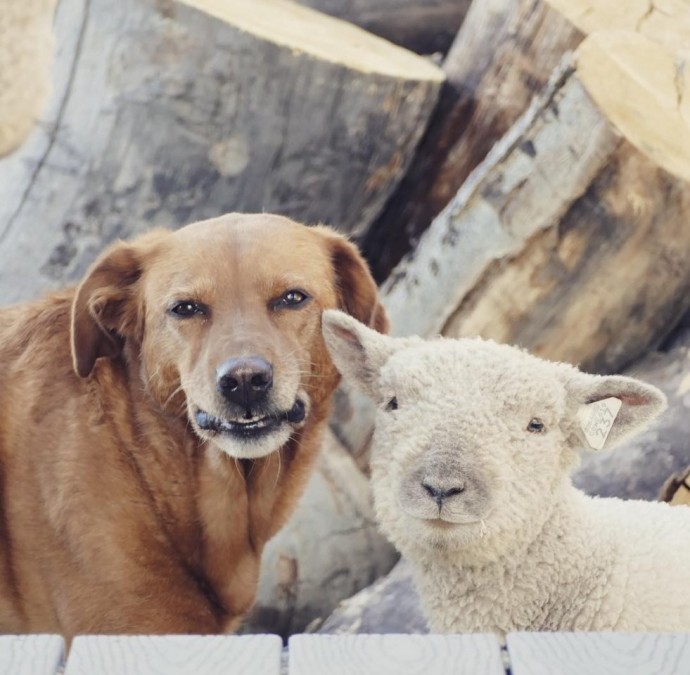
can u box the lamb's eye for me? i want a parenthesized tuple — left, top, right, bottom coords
(169, 301, 206, 318)
(385, 396, 398, 411)
(527, 418, 545, 433)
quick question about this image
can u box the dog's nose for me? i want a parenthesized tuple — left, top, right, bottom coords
(422, 481, 465, 507)
(216, 356, 273, 407)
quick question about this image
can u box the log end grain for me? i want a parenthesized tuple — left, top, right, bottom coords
(546, 0, 690, 53)
(577, 30, 690, 182)
(181, 0, 446, 82)
(0, 0, 56, 156)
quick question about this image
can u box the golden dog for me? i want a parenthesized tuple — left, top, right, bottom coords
(0, 213, 386, 638)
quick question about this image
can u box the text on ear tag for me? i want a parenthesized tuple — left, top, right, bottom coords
(577, 397, 622, 450)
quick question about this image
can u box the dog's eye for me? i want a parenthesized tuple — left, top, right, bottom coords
(169, 301, 205, 318)
(385, 396, 398, 411)
(527, 418, 545, 433)
(276, 289, 310, 309)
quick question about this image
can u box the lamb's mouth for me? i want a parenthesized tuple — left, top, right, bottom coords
(426, 519, 463, 530)
(422, 516, 483, 528)
(194, 400, 306, 440)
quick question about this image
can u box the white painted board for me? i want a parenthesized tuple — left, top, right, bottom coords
(0, 634, 64, 675)
(64, 634, 282, 675)
(507, 632, 690, 675)
(288, 634, 504, 675)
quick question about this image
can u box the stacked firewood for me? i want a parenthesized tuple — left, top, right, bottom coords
(2, 0, 689, 638)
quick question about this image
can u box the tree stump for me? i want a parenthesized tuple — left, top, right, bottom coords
(317, 559, 427, 635)
(0, 0, 443, 304)
(362, 0, 690, 281)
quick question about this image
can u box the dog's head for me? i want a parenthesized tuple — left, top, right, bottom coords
(71, 213, 387, 459)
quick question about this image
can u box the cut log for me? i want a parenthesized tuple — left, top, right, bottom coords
(0, 0, 56, 156)
(659, 469, 690, 506)
(573, 326, 690, 502)
(362, 0, 690, 281)
(574, 29, 690, 182)
(242, 429, 397, 638)
(547, 0, 690, 53)
(385, 33, 690, 372)
(0, 0, 443, 304)
(316, 559, 427, 635)
(361, 0, 583, 280)
(296, 0, 471, 56)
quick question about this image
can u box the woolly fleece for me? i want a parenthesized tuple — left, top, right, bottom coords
(322, 309, 690, 636)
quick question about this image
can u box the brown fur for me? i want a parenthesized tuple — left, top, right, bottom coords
(0, 213, 386, 638)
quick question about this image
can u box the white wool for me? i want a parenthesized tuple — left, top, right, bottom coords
(0, 0, 56, 156)
(322, 309, 690, 635)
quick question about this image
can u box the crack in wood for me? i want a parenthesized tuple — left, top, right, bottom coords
(635, 0, 655, 32)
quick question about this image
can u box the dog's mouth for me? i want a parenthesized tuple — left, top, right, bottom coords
(194, 400, 306, 441)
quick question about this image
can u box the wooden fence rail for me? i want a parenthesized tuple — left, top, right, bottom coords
(2, 632, 690, 674)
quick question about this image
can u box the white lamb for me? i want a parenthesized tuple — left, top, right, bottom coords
(322, 309, 690, 635)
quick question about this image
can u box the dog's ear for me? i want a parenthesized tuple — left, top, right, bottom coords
(71, 241, 145, 378)
(319, 228, 389, 334)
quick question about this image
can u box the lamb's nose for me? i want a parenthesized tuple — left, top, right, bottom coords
(422, 481, 465, 507)
(216, 356, 273, 407)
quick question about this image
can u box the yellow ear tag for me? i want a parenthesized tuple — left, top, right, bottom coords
(576, 397, 622, 450)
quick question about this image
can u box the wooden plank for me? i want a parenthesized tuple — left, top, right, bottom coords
(288, 634, 504, 675)
(507, 632, 690, 675)
(64, 635, 282, 675)
(0, 635, 64, 675)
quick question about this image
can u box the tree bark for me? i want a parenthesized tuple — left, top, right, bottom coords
(296, 0, 471, 56)
(243, 429, 397, 639)
(438, 32, 690, 373)
(317, 559, 427, 635)
(361, 0, 584, 281)
(659, 469, 690, 506)
(0, 0, 443, 304)
(362, 0, 690, 281)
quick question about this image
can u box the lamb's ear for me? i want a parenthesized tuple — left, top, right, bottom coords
(566, 372, 667, 450)
(317, 227, 389, 334)
(71, 241, 145, 378)
(322, 309, 396, 397)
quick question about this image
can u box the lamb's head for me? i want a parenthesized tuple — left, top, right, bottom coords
(322, 310, 666, 561)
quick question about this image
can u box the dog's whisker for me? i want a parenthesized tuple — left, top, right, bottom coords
(273, 450, 282, 490)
